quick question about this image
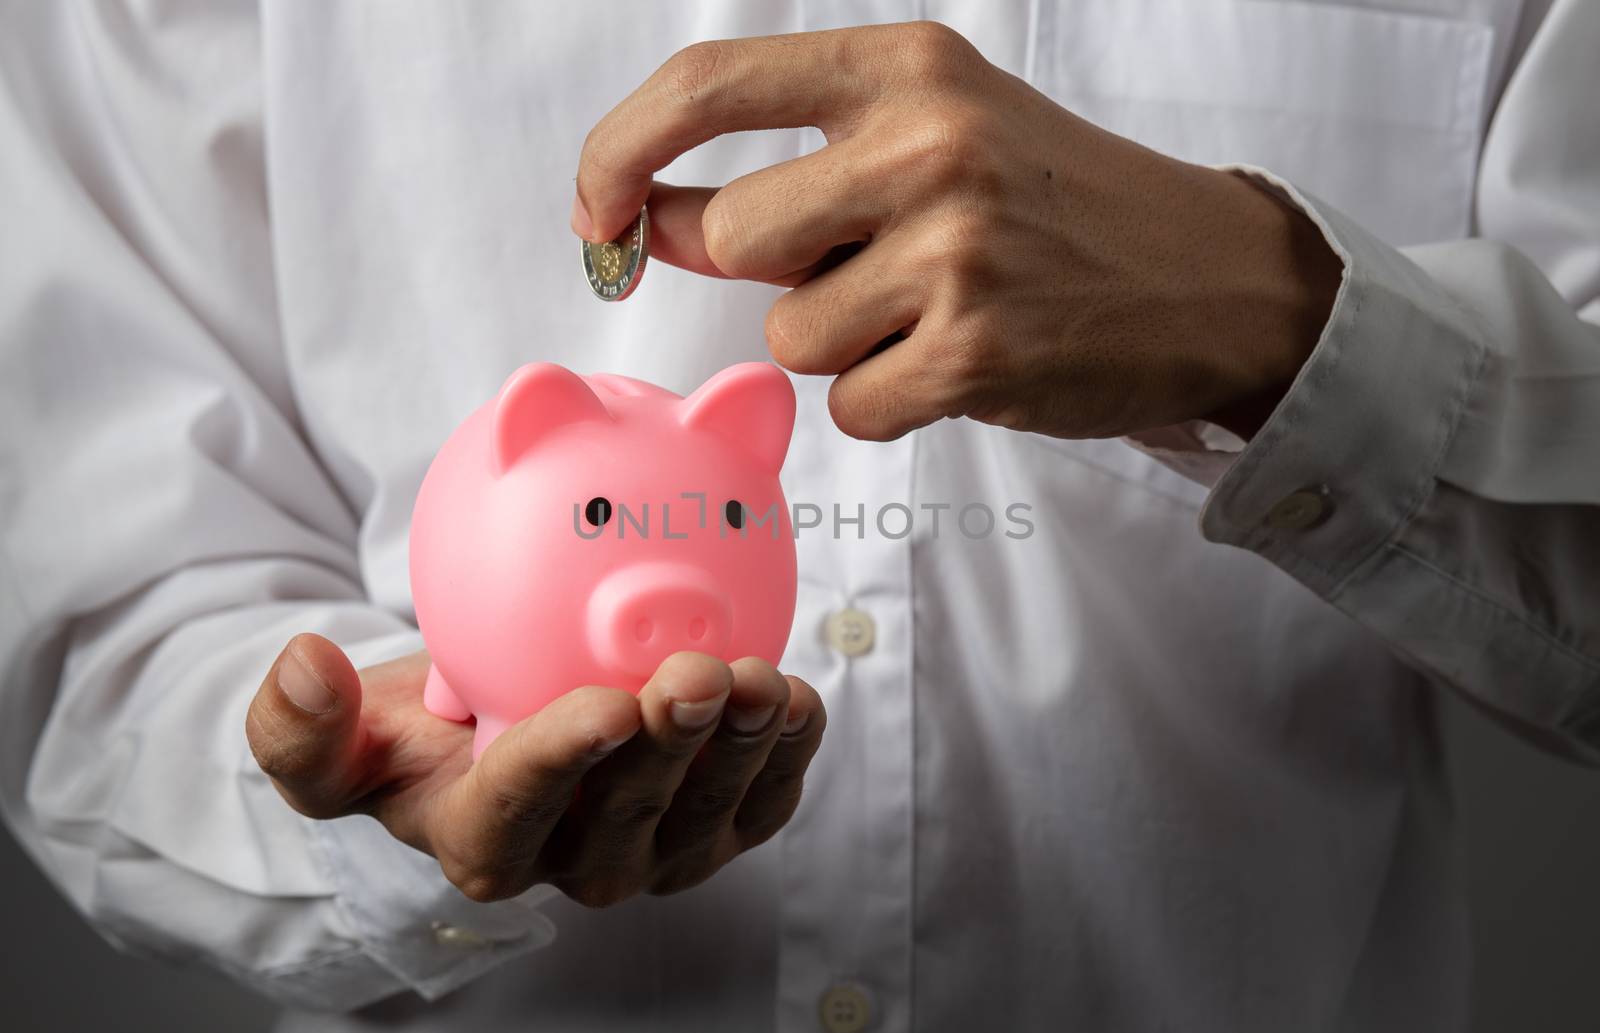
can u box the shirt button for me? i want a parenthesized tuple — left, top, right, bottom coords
(825, 607, 876, 657)
(431, 922, 490, 948)
(1265, 486, 1333, 530)
(818, 982, 874, 1033)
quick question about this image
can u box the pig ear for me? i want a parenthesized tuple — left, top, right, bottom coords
(492, 363, 611, 475)
(679, 363, 795, 472)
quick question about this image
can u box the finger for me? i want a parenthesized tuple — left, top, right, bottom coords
(245, 633, 368, 820)
(650, 658, 792, 888)
(734, 675, 827, 849)
(429, 684, 641, 902)
(540, 652, 734, 896)
(764, 234, 924, 375)
(575, 28, 885, 242)
(698, 140, 886, 282)
(826, 323, 973, 441)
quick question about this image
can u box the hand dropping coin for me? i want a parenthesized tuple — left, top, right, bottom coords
(581, 206, 649, 301)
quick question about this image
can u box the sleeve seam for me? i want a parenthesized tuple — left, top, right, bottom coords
(1382, 541, 1600, 678)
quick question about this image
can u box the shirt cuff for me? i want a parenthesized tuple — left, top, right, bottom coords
(1142, 164, 1488, 599)
(305, 629, 561, 1005)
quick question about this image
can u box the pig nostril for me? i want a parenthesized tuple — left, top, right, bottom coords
(688, 617, 707, 641)
(634, 618, 654, 643)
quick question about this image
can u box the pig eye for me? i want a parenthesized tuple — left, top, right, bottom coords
(724, 500, 745, 530)
(584, 496, 613, 527)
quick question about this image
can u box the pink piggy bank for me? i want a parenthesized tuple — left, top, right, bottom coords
(409, 362, 798, 759)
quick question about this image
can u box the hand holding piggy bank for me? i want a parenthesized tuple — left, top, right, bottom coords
(410, 362, 799, 758)
(247, 362, 819, 906)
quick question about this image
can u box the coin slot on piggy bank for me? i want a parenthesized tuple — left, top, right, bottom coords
(409, 361, 798, 759)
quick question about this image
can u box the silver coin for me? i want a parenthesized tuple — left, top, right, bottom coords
(581, 206, 649, 302)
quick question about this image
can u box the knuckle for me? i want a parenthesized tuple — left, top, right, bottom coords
(445, 860, 518, 903)
(700, 195, 756, 276)
(454, 875, 506, 904)
(437, 848, 473, 887)
(602, 792, 671, 828)
(679, 779, 745, 818)
(903, 121, 959, 173)
(764, 300, 797, 366)
(919, 213, 965, 268)
(282, 792, 347, 823)
(245, 704, 315, 783)
(765, 295, 821, 371)
(449, 845, 543, 898)
(763, 743, 814, 784)
(828, 376, 899, 442)
(898, 21, 976, 81)
(753, 747, 802, 784)
(438, 839, 534, 904)
(561, 873, 637, 910)
(577, 115, 630, 195)
(578, 123, 612, 180)
(663, 41, 727, 108)
(903, 115, 993, 200)
(488, 783, 568, 832)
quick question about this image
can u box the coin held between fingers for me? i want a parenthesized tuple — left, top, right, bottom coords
(582, 206, 649, 301)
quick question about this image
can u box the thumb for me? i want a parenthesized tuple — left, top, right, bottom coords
(246, 632, 367, 819)
(641, 182, 726, 279)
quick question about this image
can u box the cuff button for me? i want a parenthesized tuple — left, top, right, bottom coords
(1266, 487, 1333, 530)
(432, 922, 490, 948)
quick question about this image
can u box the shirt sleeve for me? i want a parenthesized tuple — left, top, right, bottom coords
(1129, 0, 1600, 760)
(0, 0, 556, 1010)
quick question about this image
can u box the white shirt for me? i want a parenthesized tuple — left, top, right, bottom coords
(1, 1, 1596, 1031)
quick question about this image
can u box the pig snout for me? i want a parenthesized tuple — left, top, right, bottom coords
(588, 563, 733, 679)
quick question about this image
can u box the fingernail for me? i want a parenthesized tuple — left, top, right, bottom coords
(670, 696, 725, 732)
(725, 704, 776, 735)
(279, 647, 336, 715)
(781, 712, 810, 736)
(570, 193, 595, 241)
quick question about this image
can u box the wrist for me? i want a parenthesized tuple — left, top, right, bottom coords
(1203, 169, 1343, 440)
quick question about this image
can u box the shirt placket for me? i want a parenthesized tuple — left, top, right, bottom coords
(777, 368, 917, 1033)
